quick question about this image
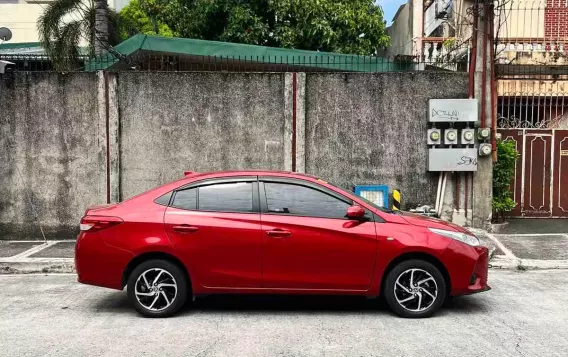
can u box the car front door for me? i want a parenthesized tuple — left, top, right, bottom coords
(164, 177, 263, 288)
(259, 178, 378, 291)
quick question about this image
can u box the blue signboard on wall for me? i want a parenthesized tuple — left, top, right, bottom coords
(353, 185, 389, 208)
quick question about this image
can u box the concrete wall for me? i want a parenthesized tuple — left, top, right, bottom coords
(0, 71, 472, 240)
(118, 72, 287, 199)
(304, 72, 469, 208)
(0, 73, 105, 240)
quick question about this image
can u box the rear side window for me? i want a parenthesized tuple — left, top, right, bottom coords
(264, 182, 350, 219)
(198, 182, 253, 213)
(171, 188, 197, 210)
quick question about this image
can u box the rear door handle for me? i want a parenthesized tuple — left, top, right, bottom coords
(266, 229, 292, 238)
(172, 225, 199, 233)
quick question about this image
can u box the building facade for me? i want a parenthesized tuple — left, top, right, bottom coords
(0, 0, 129, 44)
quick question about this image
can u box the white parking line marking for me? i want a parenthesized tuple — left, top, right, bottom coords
(0, 273, 77, 277)
(8, 242, 55, 259)
(484, 232, 519, 261)
(493, 233, 568, 237)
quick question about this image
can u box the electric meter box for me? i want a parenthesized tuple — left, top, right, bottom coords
(427, 128, 442, 145)
(444, 129, 458, 145)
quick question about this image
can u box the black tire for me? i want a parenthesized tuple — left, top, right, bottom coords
(127, 259, 189, 318)
(383, 259, 446, 318)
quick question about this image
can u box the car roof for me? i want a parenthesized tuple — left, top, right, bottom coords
(185, 170, 319, 180)
(125, 170, 321, 203)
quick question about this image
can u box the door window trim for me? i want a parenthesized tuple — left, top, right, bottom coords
(169, 176, 260, 214)
(258, 178, 358, 220)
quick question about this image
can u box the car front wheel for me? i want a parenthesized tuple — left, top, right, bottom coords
(383, 259, 446, 318)
(127, 259, 188, 318)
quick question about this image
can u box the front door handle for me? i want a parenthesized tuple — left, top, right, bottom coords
(266, 229, 292, 238)
(173, 225, 199, 234)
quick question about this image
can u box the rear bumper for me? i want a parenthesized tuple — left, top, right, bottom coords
(75, 232, 133, 290)
(441, 242, 490, 296)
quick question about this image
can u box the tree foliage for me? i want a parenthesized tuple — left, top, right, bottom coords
(119, 0, 176, 39)
(133, 0, 389, 55)
(39, 0, 389, 70)
(492, 140, 520, 223)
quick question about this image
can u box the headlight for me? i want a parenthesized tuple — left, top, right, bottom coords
(428, 228, 480, 246)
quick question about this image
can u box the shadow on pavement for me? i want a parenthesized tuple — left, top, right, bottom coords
(93, 291, 134, 314)
(92, 291, 488, 317)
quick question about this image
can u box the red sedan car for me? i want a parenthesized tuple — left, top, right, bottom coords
(75, 170, 489, 318)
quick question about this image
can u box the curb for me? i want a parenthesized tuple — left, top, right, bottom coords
(0, 260, 75, 274)
(0, 240, 75, 274)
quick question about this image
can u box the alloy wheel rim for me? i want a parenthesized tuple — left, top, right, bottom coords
(394, 268, 438, 312)
(134, 268, 178, 311)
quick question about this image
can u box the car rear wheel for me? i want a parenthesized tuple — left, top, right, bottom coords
(127, 259, 188, 318)
(383, 259, 446, 318)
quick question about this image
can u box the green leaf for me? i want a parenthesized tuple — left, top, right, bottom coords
(492, 139, 520, 215)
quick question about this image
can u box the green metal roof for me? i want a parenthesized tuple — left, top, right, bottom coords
(86, 34, 410, 72)
(0, 42, 43, 54)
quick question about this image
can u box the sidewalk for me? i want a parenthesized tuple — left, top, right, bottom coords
(471, 229, 568, 270)
(1, 226, 568, 273)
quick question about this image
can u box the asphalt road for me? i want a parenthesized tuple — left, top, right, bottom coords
(0, 270, 567, 357)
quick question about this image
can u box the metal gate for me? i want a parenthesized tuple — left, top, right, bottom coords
(498, 129, 568, 218)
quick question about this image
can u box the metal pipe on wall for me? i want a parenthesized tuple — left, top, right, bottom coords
(455, 173, 460, 211)
(469, 6, 477, 99)
(464, 172, 469, 219)
(438, 173, 448, 218)
(435, 173, 443, 214)
(489, 4, 498, 162)
(481, 3, 488, 128)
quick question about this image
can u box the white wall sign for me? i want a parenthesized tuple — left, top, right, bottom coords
(429, 99, 478, 123)
(428, 148, 478, 172)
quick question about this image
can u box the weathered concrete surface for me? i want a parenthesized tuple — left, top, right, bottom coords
(1, 271, 567, 356)
(472, 13, 494, 229)
(1, 71, 479, 239)
(29, 241, 75, 258)
(304, 72, 469, 208)
(504, 218, 568, 234)
(0, 241, 40, 257)
(494, 234, 568, 260)
(0, 73, 105, 240)
(118, 72, 287, 199)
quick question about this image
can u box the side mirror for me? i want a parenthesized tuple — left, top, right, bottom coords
(346, 205, 365, 219)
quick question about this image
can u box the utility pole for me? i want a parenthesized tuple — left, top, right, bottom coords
(94, 0, 109, 55)
(472, 1, 495, 228)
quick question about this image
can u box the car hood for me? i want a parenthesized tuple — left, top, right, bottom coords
(397, 211, 471, 233)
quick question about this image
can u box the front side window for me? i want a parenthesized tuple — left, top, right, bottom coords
(198, 182, 253, 213)
(264, 182, 350, 219)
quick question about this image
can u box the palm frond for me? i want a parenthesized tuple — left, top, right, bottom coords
(55, 20, 83, 71)
(38, 0, 85, 53)
(38, 0, 123, 70)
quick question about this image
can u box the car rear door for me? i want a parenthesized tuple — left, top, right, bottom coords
(164, 177, 263, 288)
(259, 178, 378, 291)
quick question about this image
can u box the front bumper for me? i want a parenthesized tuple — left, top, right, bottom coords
(441, 242, 490, 296)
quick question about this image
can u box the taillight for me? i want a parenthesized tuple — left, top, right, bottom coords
(80, 216, 123, 232)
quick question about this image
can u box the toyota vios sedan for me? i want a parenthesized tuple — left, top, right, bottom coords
(75, 170, 489, 318)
